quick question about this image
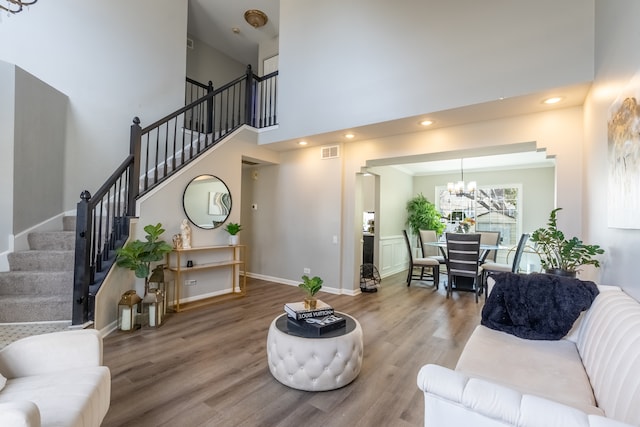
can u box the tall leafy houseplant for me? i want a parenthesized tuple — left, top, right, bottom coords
(116, 223, 173, 294)
(406, 193, 445, 238)
(530, 208, 604, 276)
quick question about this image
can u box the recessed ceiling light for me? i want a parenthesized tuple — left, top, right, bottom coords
(298, 141, 308, 146)
(543, 97, 563, 105)
(344, 133, 355, 139)
(420, 119, 434, 126)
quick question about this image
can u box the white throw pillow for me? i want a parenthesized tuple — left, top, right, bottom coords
(0, 371, 6, 391)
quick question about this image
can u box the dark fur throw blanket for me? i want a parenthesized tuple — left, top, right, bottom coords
(481, 272, 599, 340)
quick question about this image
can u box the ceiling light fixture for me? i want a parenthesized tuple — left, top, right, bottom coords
(1, 0, 37, 14)
(298, 141, 308, 146)
(447, 158, 476, 197)
(344, 133, 355, 139)
(420, 119, 434, 126)
(543, 96, 563, 105)
(244, 9, 268, 28)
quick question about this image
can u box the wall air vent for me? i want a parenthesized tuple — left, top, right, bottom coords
(321, 145, 339, 159)
(186, 38, 194, 49)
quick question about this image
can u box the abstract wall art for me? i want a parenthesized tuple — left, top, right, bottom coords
(607, 71, 640, 229)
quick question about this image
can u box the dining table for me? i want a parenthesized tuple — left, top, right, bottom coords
(423, 240, 504, 263)
(424, 238, 505, 292)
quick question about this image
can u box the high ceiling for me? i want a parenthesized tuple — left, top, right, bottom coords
(186, 1, 587, 174)
(187, 0, 279, 68)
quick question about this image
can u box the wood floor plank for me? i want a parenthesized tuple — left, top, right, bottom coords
(101, 272, 482, 427)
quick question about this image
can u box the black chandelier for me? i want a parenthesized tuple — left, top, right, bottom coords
(447, 158, 477, 197)
(1, 0, 37, 14)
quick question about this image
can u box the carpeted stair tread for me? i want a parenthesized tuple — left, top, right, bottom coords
(8, 250, 74, 271)
(28, 231, 75, 251)
(63, 216, 76, 231)
(0, 296, 72, 322)
(0, 271, 73, 296)
(3, 219, 76, 323)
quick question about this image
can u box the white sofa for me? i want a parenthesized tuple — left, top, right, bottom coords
(417, 284, 640, 427)
(0, 329, 111, 427)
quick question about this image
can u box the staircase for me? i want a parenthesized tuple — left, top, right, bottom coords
(0, 217, 75, 323)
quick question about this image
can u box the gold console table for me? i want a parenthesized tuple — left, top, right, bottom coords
(165, 245, 246, 312)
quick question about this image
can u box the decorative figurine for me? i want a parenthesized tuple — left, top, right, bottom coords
(172, 234, 183, 249)
(180, 219, 192, 249)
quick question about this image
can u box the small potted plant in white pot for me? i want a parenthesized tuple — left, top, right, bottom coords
(224, 222, 242, 245)
(299, 275, 323, 309)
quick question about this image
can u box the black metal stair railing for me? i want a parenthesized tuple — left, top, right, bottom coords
(72, 65, 278, 325)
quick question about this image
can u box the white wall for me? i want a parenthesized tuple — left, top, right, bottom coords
(0, 0, 188, 211)
(13, 68, 67, 232)
(258, 37, 279, 76)
(0, 64, 67, 269)
(583, 0, 640, 299)
(371, 166, 414, 239)
(242, 145, 344, 292)
(0, 62, 15, 256)
(186, 35, 247, 86)
(263, 0, 594, 145)
(369, 166, 413, 277)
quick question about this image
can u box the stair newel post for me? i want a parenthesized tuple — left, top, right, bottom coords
(206, 80, 214, 134)
(128, 117, 142, 216)
(244, 64, 256, 127)
(72, 190, 93, 325)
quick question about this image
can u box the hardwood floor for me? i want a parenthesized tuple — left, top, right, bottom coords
(102, 272, 483, 427)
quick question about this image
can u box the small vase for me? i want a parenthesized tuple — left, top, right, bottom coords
(228, 235, 239, 246)
(304, 297, 317, 310)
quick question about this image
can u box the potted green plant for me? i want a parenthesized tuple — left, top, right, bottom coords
(299, 275, 323, 309)
(224, 222, 242, 245)
(406, 193, 445, 245)
(116, 223, 173, 294)
(530, 208, 604, 277)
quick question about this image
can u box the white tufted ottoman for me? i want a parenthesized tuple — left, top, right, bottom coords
(266, 312, 363, 391)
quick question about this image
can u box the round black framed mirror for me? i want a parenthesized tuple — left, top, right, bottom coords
(182, 175, 232, 229)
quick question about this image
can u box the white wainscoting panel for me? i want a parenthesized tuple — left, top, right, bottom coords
(379, 235, 408, 278)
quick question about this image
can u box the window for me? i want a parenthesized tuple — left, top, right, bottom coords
(436, 184, 522, 247)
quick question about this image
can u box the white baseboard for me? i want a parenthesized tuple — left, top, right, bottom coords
(245, 272, 359, 296)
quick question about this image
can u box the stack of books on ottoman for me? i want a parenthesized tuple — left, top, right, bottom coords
(284, 300, 346, 336)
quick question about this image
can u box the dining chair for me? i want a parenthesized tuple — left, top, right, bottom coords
(419, 229, 446, 264)
(445, 232, 482, 302)
(478, 231, 501, 264)
(403, 230, 440, 288)
(481, 233, 530, 299)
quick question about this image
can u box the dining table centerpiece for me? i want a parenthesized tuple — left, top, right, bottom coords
(456, 217, 476, 233)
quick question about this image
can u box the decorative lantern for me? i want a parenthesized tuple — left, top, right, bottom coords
(148, 265, 168, 319)
(118, 290, 142, 332)
(143, 289, 165, 328)
(148, 265, 166, 292)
